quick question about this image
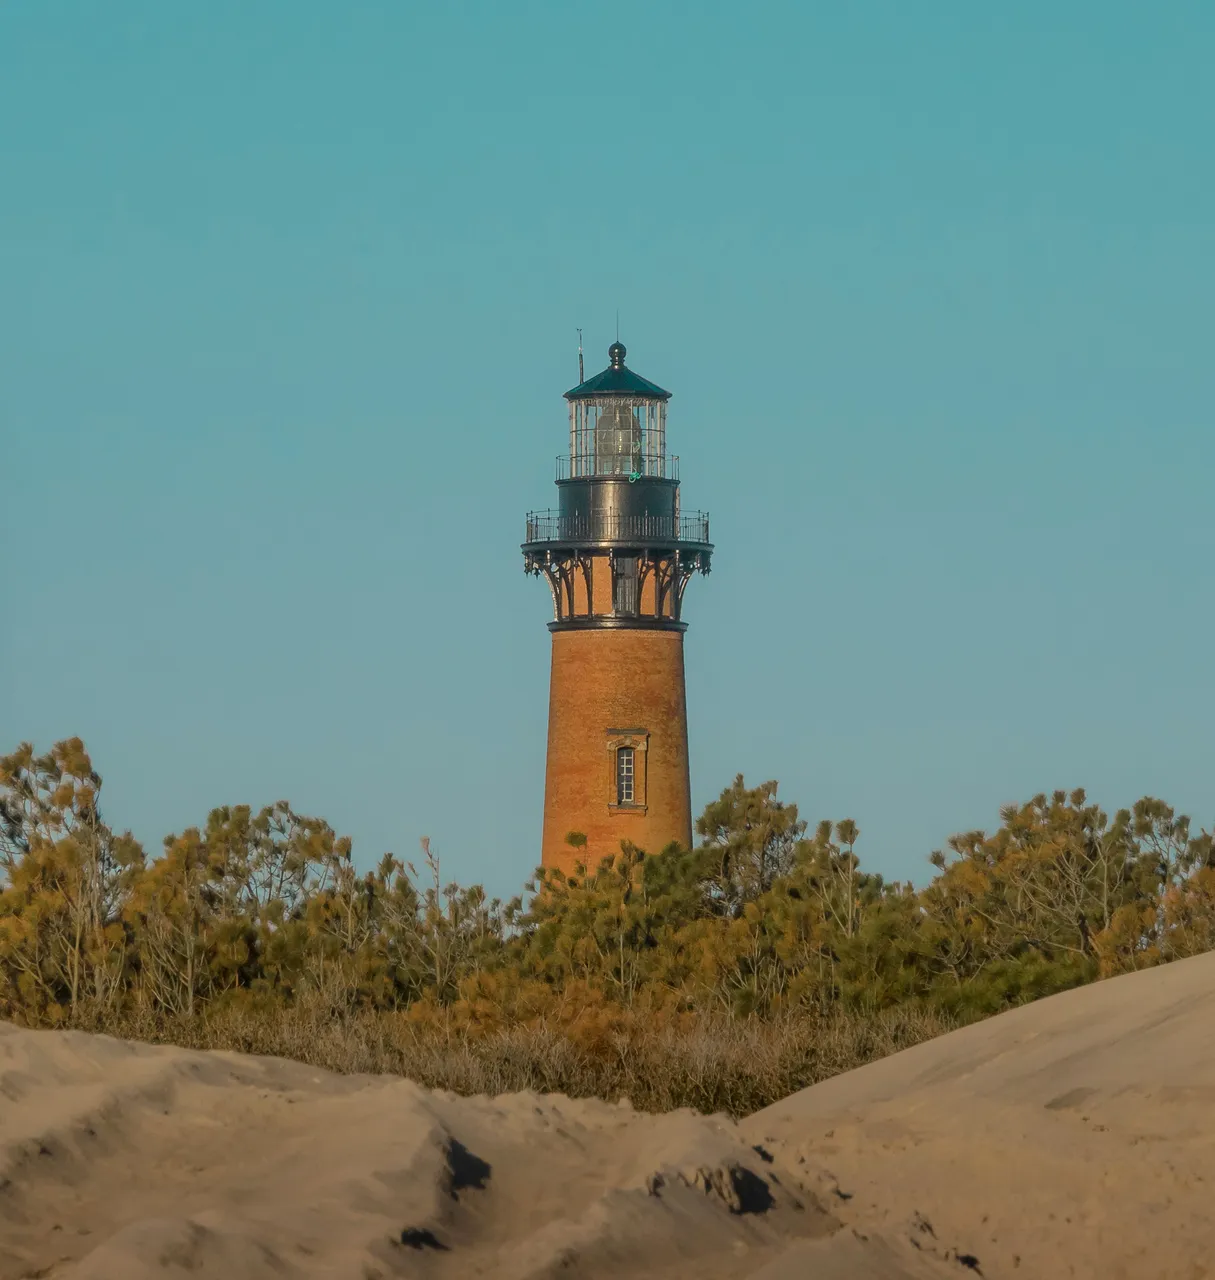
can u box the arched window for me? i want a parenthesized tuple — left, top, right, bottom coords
(606, 730, 648, 812)
(616, 746, 635, 805)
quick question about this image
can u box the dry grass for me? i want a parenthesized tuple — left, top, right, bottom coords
(77, 1000, 955, 1117)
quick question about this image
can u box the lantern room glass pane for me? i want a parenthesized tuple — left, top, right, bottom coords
(596, 401, 641, 475)
(567, 399, 668, 479)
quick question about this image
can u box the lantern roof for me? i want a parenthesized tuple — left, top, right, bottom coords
(564, 342, 671, 402)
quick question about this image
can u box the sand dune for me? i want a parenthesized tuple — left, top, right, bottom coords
(747, 950, 1215, 1279)
(4, 952, 1214, 1278)
(0, 1023, 936, 1279)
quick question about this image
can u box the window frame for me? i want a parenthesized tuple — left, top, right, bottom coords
(612, 555, 640, 616)
(605, 729, 648, 813)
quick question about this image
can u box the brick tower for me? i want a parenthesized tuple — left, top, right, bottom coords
(523, 341, 712, 876)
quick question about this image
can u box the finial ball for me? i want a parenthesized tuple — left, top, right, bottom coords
(608, 341, 626, 369)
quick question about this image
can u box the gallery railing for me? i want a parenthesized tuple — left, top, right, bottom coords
(524, 510, 710, 545)
(555, 453, 680, 482)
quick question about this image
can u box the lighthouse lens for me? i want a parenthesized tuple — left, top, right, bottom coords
(595, 401, 644, 477)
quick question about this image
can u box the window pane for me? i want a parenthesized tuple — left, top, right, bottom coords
(616, 746, 635, 805)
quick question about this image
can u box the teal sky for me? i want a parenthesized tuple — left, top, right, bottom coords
(3, 2, 1212, 895)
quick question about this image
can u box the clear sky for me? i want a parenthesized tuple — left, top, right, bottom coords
(3, 2, 1212, 897)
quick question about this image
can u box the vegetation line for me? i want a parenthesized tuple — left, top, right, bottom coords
(3, 740, 1212, 1115)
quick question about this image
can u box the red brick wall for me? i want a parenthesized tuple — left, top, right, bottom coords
(541, 627, 692, 877)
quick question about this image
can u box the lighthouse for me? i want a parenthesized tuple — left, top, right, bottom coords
(523, 341, 712, 876)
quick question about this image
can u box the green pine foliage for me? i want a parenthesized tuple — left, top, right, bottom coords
(3, 740, 1213, 1112)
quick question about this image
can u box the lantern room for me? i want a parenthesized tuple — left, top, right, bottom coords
(565, 341, 672, 480)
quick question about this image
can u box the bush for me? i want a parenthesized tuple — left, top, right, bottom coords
(4, 742, 1212, 1113)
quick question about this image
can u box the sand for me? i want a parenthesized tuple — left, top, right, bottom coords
(4, 952, 1214, 1278)
(746, 950, 1215, 1279)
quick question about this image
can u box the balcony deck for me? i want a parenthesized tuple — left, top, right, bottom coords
(523, 509, 711, 550)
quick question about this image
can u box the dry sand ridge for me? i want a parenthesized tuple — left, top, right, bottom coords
(4, 951, 1215, 1278)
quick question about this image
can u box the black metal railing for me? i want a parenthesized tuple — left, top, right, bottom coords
(524, 510, 710, 545)
(556, 453, 679, 482)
